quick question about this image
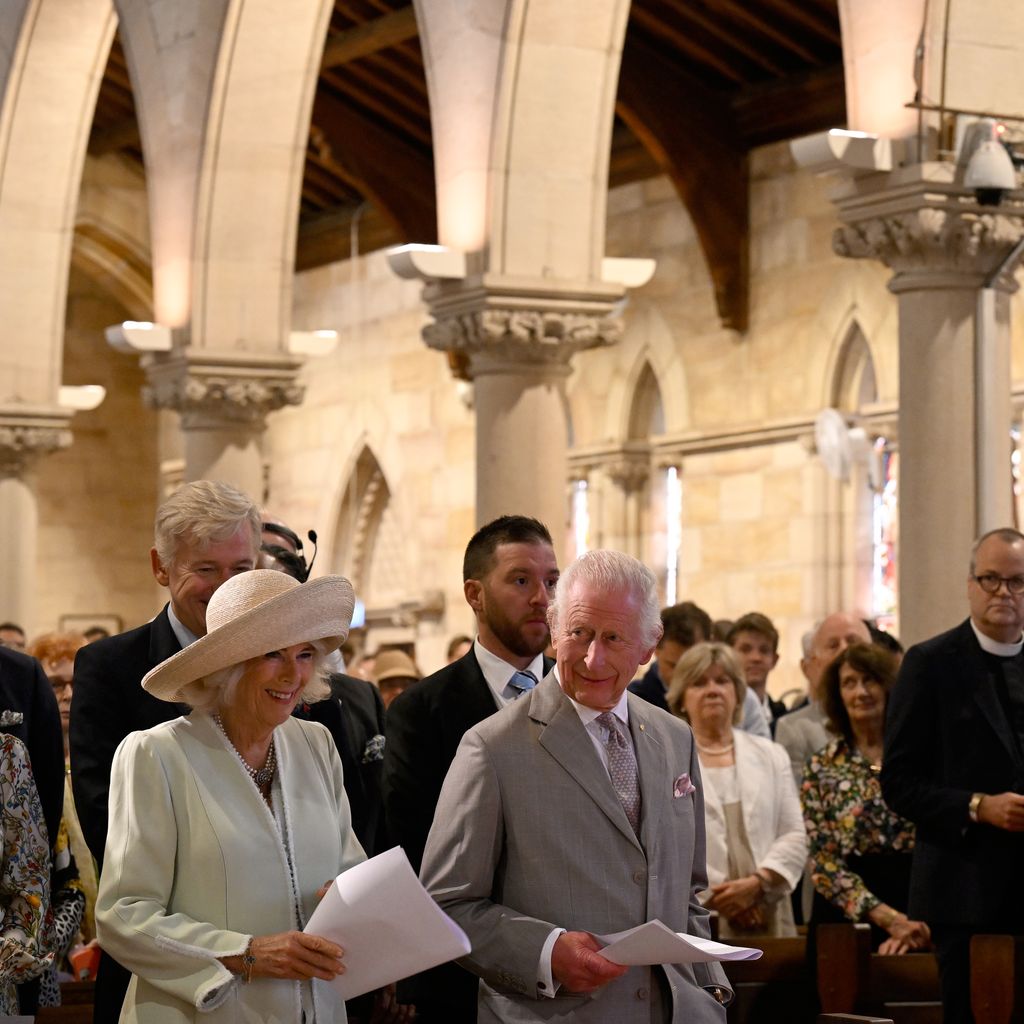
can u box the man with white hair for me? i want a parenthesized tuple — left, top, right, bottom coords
(421, 549, 729, 1023)
(775, 612, 871, 783)
(70, 479, 261, 1022)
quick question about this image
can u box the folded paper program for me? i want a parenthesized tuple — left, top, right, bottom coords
(599, 919, 763, 966)
(303, 846, 470, 1000)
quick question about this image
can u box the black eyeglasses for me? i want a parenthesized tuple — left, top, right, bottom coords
(972, 574, 1024, 595)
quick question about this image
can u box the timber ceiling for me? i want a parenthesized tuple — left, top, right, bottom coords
(87, 0, 845, 332)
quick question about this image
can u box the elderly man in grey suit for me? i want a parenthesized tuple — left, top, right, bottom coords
(421, 549, 729, 1023)
(775, 611, 871, 783)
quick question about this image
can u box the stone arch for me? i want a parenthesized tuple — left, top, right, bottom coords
(830, 321, 878, 413)
(71, 219, 152, 321)
(116, 0, 334, 347)
(807, 260, 896, 411)
(415, 0, 632, 281)
(0, 0, 116, 403)
(599, 306, 691, 446)
(627, 362, 665, 441)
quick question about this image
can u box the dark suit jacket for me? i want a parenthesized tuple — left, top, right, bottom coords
(881, 618, 1024, 926)
(299, 673, 386, 856)
(70, 605, 185, 866)
(0, 647, 64, 847)
(383, 647, 552, 1020)
(627, 661, 668, 712)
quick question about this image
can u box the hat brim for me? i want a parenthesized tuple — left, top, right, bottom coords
(142, 575, 354, 703)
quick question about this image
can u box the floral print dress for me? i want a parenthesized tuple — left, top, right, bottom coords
(0, 733, 54, 1013)
(801, 736, 916, 921)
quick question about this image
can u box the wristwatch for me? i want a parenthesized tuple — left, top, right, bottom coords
(968, 792, 985, 824)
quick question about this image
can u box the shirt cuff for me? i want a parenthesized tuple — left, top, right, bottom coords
(537, 928, 566, 998)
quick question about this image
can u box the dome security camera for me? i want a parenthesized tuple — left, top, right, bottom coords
(960, 119, 1018, 206)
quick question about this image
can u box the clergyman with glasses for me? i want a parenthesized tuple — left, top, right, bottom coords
(882, 527, 1024, 1024)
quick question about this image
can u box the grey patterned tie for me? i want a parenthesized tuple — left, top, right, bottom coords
(596, 711, 641, 835)
(508, 670, 537, 698)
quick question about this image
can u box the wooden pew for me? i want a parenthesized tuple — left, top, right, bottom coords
(34, 980, 94, 1023)
(817, 923, 941, 1024)
(723, 935, 813, 1023)
(970, 933, 1024, 1024)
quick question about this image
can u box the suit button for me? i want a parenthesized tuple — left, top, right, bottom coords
(632, 870, 646, 885)
(636, 987, 649, 1001)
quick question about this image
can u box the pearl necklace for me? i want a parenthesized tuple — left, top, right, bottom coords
(695, 740, 735, 756)
(213, 715, 277, 789)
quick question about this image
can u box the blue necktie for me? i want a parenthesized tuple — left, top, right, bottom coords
(508, 670, 537, 698)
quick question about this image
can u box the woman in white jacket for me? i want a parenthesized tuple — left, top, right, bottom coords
(668, 642, 807, 938)
(96, 570, 365, 1023)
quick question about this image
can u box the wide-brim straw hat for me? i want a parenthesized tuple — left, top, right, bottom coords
(142, 569, 355, 703)
(373, 648, 420, 683)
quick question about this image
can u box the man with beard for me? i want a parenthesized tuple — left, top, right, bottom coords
(383, 515, 559, 1023)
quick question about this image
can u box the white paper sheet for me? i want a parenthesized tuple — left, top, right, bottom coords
(303, 846, 471, 1000)
(598, 919, 763, 966)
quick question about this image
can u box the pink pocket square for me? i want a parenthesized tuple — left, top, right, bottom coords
(673, 773, 696, 798)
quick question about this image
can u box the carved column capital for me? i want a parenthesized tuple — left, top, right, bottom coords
(831, 164, 1024, 291)
(0, 408, 73, 477)
(603, 446, 651, 493)
(142, 350, 305, 429)
(421, 278, 625, 378)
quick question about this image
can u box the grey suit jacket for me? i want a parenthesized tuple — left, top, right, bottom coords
(421, 673, 729, 1024)
(774, 700, 830, 785)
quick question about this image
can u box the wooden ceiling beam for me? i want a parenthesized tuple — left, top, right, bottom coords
(617, 34, 749, 332)
(708, 0, 822, 65)
(320, 73, 431, 147)
(751, 0, 841, 46)
(309, 87, 436, 247)
(629, 6, 744, 85)
(89, 117, 140, 155)
(321, 5, 418, 69)
(732, 64, 846, 147)
(662, 0, 787, 77)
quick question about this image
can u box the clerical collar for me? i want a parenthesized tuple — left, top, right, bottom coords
(167, 604, 200, 650)
(971, 618, 1024, 657)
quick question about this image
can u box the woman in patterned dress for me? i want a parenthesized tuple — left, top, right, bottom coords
(801, 642, 930, 954)
(0, 732, 54, 1012)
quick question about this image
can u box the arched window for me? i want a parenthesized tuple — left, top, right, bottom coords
(331, 446, 414, 649)
(828, 324, 898, 629)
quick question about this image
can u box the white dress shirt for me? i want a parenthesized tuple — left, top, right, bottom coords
(473, 638, 546, 708)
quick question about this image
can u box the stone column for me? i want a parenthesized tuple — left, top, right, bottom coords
(421, 279, 624, 549)
(0, 409, 72, 630)
(141, 351, 304, 498)
(832, 165, 1024, 643)
(604, 448, 652, 562)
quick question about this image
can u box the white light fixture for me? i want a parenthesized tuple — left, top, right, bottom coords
(58, 384, 106, 411)
(601, 257, 657, 289)
(386, 244, 467, 281)
(288, 329, 339, 357)
(105, 321, 173, 354)
(790, 129, 893, 174)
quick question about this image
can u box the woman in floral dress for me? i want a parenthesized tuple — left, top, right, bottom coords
(0, 731, 54, 1012)
(801, 642, 930, 955)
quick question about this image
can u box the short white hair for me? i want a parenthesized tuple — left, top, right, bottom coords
(183, 640, 333, 713)
(154, 480, 261, 567)
(548, 549, 662, 649)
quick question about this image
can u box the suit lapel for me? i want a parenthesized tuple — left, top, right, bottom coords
(149, 606, 189, 715)
(532, 678, 642, 850)
(629, 698, 670, 849)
